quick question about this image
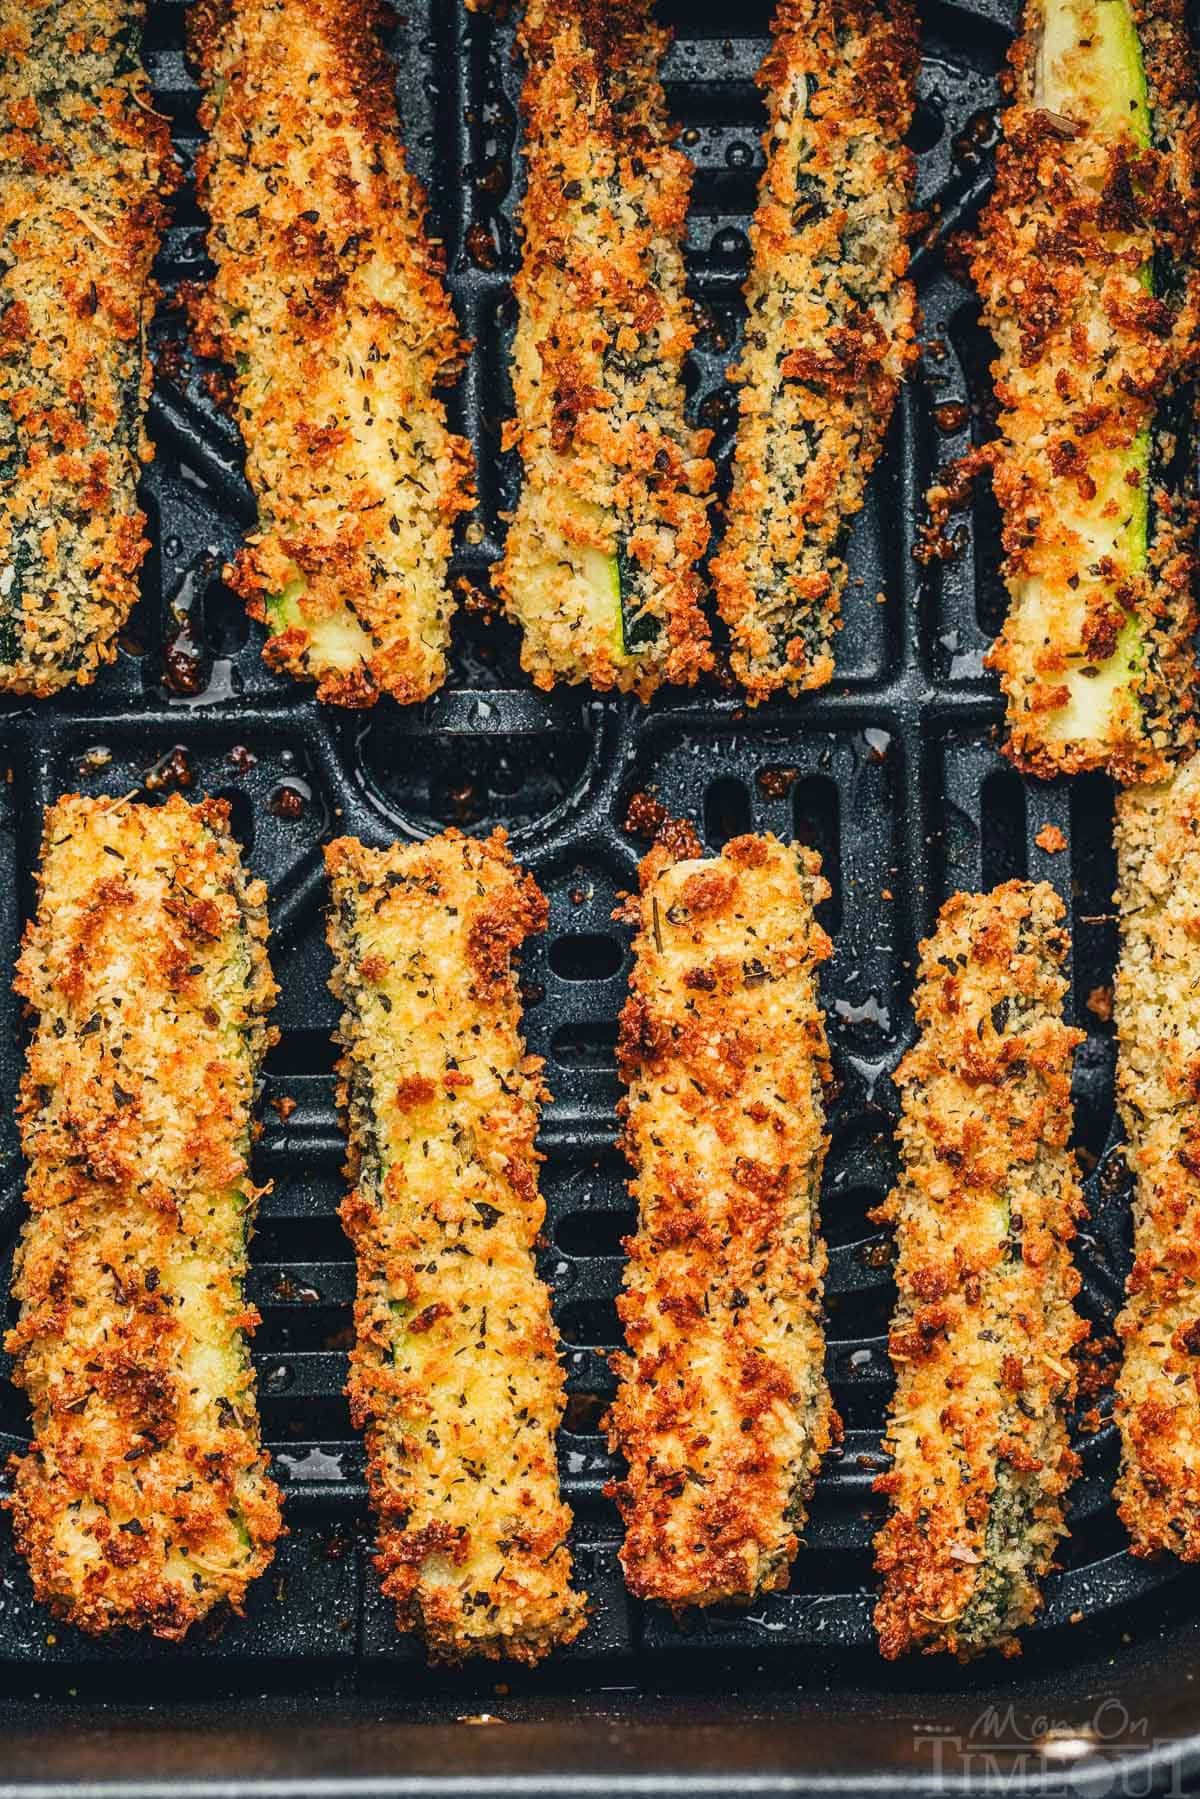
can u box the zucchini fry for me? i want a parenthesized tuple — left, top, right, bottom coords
(5, 795, 282, 1638)
(0, 1, 173, 695)
(325, 829, 586, 1663)
(973, 0, 1200, 781)
(712, 0, 918, 703)
(1114, 758, 1200, 1559)
(190, 0, 473, 708)
(606, 830, 838, 1606)
(874, 882, 1086, 1660)
(495, 0, 714, 699)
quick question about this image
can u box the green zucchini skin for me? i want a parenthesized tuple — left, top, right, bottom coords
(975, 0, 1200, 782)
(0, 1, 173, 695)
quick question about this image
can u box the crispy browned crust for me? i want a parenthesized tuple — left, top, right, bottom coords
(325, 829, 586, 1663)
(495, 0, 713, 699)
(1113, 760, 1200, 1559)
(5, 794, 283, 1638)
(973, 0, 1200, 781)
(0, 1, 175, 696)
(606, 830, 838, 1606)
(712, 0, 917, 704)
(873, 882, 1087, 1660)
(190, 0, 473, 708)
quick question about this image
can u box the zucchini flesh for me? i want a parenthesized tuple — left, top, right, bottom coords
(874, 882, 1086, 1659)
(4, 795, 282, 1638)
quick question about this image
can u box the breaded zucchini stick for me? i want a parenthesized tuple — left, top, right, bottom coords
(606, 829, 838, 1606)
(0, 1, 173, 695)
(325, 829, 585, 1663)
(1114, 758, 1200, 1559)
(190, 0, 473, 708)
(495, 0, 713, 698)
(5, 795, 282, 1638)
(974, 0, 1200, 781)
(712, 0, 918, 703)
(874, 882, 1087, 1660)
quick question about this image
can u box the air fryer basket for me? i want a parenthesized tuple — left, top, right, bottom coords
(3, 1, 1200, 1793)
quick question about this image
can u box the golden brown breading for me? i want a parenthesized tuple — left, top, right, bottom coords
(494, 0, 713, 699)
(873, 882, 1087, 1660)
(190, 0, 473, 708)
(1113, 758, 1200, 1559)
(5, 794, 283, 1639)
(325, 829, 586, 1664)
(973, 0, 1200, 782)
(0, 1, 174, 696)
(605, 829, 838, 1607)
(712, 0, 917, 703)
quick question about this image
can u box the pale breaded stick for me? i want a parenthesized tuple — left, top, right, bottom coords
(191, 0, 473, 707)
(712, 0, 918, 703)
(0, 0, 174, 694)
(495, 0, 713, 698)
(606, 828, 838, 1606)
(1114, 758, 1200, 1559)
(5, 794, 282, 1638)
(325, 828, 586, 1663)
(874, 881, 1086, 1659)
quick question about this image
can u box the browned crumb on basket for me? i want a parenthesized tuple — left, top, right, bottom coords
(5, 794, 283, 1638)
(1034, 825, 1068, 854)
(606, 830, 839, 1606)
(972, 0, 1200, 782)
(711, 0, 918, 703)
(0, 0, 176, 696)
(325, 828, 586, 1663)
(189, 0, 473, 708)
(873, 881, 1087, 1660)
(494, 0, 713, 699)
(1113, 760, 1200, 1560)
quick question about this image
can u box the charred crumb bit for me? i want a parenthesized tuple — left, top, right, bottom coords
(324, 827, 585, 1663)
(608, 830, 838, 1607)
(757, 768, 799, 800)
(143, 746, 194, 794)
(624, 792, 669, 840)
(874, 881, 1086, 1660)
(228, 745, 257, 774)
(1034, 825, 1067, 855)
(268, 783, 305, 821)
(1086, 985, 1113, 1023)
(712, 0, 918, 703)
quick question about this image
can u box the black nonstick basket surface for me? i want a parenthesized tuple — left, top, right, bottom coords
(4, 1, 1200, 1794)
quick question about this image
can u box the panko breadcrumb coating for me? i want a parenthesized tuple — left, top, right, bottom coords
(495, 0, 714, 699)
(190, 0, 473, 708)
(874, 882, 1087, 1660)
(712, 0, 917, 703)
(325, 829, 586, 1664)
(973, 0, 1200, 781)
(0, 0, 174, 696)
(606, 828, 838, 1606)
(1114, 760, 1200, 1560)
(5, 794, 283, 1639)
